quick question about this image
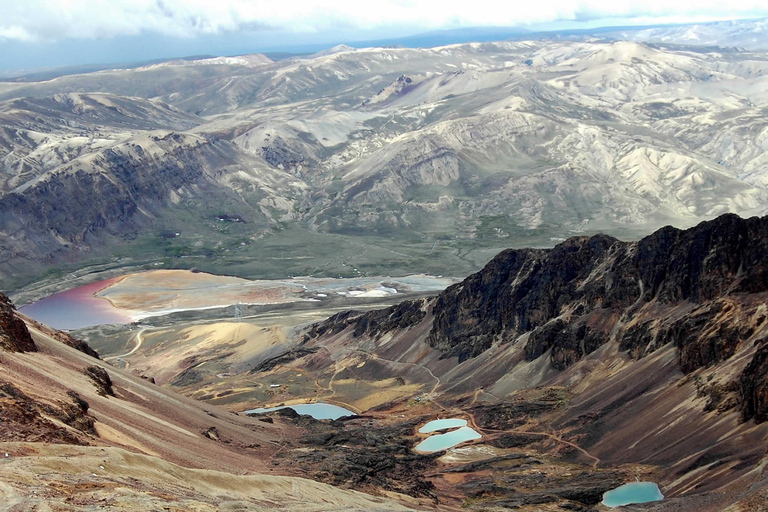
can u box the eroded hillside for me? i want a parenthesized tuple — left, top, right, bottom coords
(4, 41, 768, 289)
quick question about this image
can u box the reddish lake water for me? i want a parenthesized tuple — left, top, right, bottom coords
(19, 277, 134, 330)
(16, 271, 458, 332)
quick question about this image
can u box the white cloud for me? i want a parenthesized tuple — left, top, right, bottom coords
(0, 0, 767, 41)
(0, 25, 34, 41)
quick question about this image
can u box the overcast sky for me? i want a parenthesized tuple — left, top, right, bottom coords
(1, 0, 767, 75)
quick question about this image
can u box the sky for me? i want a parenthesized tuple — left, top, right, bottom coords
(1, 0, 767, 75)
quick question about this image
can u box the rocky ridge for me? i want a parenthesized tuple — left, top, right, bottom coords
(424, 214, 768, 423)
(308, 215, 768, 425)
(299, 214, 768, 508)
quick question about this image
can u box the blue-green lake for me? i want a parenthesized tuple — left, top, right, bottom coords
(414, 426, 482, 452)
(601, 482, 664, 508)
(244, 403, 355, 420)
(419, 418, 468, 433)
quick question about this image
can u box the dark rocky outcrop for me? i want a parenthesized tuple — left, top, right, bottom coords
(201, 426, 224, 442)
(0, 293, 37, 353)
(85, 365, 114, 397)
(250, 347, 319, 373)
(659, 301, 752, 373)
(0, 382, 95, 444)
(59, 332, 100, 359)
(305, 298, 429, 341)
(428, 234, 620, 362)
(169, 367, 204, 387)
(526, 318, 611, 371)
(58, 391, 97, 436)
(17, 314, 100, 358)
(351, 298, 429, 338)
(304, 310, 365, 339)
(739, 339, 768, 423)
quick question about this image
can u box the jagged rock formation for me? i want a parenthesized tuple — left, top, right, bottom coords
(0, 292, 36, 352)
(0, 382, 92, 444)
(305, 298, 429, 341)
(20, 314, 100, 358)
(421, 214, 768, 421)
(429, 214, 766, 363)
(308, 215, 768, 399)
(85, 365, 114, 397)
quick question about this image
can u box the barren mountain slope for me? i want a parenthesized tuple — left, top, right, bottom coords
(0, 294, 421, 511)
(287, 214, 768, 510)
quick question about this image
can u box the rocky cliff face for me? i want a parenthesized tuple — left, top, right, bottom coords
(425, 214, 768, 420)
(429, 214, 768, 372)
(305, 298, 430, 341)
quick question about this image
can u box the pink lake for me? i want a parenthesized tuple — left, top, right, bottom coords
(19, 277, 135, 330)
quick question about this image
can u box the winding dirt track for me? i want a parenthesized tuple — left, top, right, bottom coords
(104, 328, 146, 364)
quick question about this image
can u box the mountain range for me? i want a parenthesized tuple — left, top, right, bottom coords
(4, 35, 768, 292)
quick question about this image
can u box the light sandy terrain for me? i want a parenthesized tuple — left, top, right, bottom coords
(122, 321, 287, 385)
(94, 269, 457, 319)
(99, 269, 306, 313)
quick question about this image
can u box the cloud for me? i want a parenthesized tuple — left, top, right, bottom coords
(0, 0, 767, 42)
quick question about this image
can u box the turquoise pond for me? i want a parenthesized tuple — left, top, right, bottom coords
(243, 403, 355, 420)
(418, 418, 468, 433)
(601, 482, 664, 508)
(414, 426, 482, 452)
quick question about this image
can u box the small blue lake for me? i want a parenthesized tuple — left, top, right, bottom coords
(244, 402, 355, 420)
(419, 418, 468, 433)
(602, 482, 664, 508)
(414, 426, 482, 453)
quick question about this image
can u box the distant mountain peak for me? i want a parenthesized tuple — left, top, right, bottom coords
(136, 54, 273, 70)
(311, 44, 357, 58)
